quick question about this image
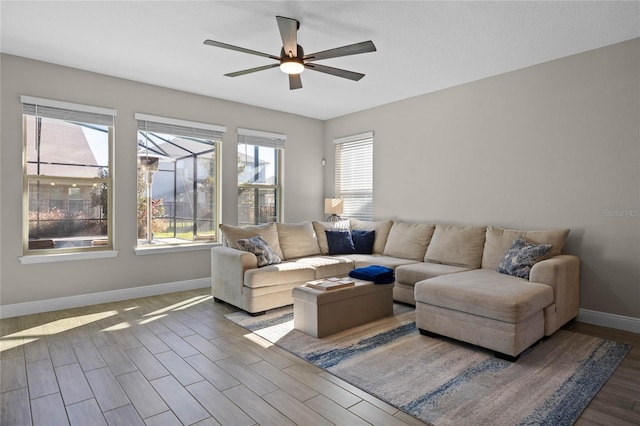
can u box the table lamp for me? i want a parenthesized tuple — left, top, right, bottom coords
(324, 198, 344, 222)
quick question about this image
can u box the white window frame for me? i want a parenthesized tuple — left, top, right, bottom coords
(334, 131, 374, 221)
(20, 96, 117, 260)
(237, 128, 285, 225)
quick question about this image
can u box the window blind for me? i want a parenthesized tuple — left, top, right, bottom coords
(237, 128, 286, 149)
(21, 95, 116, 126)
(135, 113, 226, 140)
(334, 132, 373, 221)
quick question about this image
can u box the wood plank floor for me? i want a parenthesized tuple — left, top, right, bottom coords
(0, 288, 637, 426)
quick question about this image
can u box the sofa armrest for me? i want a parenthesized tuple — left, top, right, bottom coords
(529, 254, 580, 334)
(211, 246, 258, 310)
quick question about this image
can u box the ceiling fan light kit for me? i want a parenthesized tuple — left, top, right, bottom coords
(204, 15, 376, 90)
(280, 58, 304, 75)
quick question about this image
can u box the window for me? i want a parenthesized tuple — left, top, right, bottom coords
(22, 96, 116, 254)
(237, 128, 285, 225)
(136, 114, 225, 246)
(334, 132, 374, 220)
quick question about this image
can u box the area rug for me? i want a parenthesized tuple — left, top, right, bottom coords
(226, 304, 630, 426)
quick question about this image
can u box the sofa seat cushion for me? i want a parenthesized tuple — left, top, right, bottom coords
(295, 256, 355, 279)
(414, 269, 553, 324)
(395, 262, 471, 286)
(244, 281, 302, 298)
(341, 254, 420, 270)
(244, 261, 316, 288)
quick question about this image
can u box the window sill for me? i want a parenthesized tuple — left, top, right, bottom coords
(19, 250, 119, 264)
(134, 242, 221, 256)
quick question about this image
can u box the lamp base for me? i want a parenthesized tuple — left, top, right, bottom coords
(326, 214, 342, 223)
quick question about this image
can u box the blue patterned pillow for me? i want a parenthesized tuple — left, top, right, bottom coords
(497, 236, 552, 279)
(236, 235, 281, 267)
(325, 230, 356, 255)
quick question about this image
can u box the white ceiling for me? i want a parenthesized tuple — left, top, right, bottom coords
(1, 1, 639, 120)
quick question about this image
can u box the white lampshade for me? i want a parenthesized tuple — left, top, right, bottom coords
(324, 198, 344, 215)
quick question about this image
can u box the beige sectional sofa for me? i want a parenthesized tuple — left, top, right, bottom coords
(211, 219, 579, 359)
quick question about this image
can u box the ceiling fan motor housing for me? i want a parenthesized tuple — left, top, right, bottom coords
(204, 15, 376, 89)
(281, 44, 304, 59)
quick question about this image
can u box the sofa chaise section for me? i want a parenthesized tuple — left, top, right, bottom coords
(414, 226, 579, 359)
(415, 269, 554, 360)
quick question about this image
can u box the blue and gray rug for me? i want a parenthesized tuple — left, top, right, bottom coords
(225, 304, 630, 425)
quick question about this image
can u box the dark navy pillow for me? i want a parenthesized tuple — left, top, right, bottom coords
(351, 230, 375, 254)
(325, 230, 356, 255)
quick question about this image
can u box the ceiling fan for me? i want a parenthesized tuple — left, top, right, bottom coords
(203, 16, 376, 90)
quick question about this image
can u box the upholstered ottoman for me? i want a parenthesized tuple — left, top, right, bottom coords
(292, 280, 393, 338)
(414, 269, 554, 360)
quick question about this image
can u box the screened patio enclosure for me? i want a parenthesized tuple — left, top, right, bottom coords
(137, 129, 218, 245)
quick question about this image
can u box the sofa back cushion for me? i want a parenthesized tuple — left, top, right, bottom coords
(424, 224, 487, 269)
(312, 220, 351, 255)
(277, 221, 321, 260)
(482, 226, 570, 270)
(383, 222, 435, 261)
(219, 222, 283, 259)
(350, 218, 393, 254)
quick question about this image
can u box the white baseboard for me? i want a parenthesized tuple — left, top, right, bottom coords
(0, 278, 210, 319)
(578, 308, 640, 334)
(2, 283, 638, 335)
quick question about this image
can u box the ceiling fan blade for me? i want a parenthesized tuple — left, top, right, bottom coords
(304, 40, 376, 62)
(224, 63, 279, 77)
(304, 63, 365, 81)
(276, 16, 299, 57)
(204, 39, 280, 61)
(289, 74, 302, 90)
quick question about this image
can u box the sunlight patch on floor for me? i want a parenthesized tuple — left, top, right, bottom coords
(138, 314, 167, 325)
(244, 319, 295, 345)
(243, 332, 274, 348)
(175, 295, 213, 311)
(0, 310, 118, 353)
(143, 295, 210, 317)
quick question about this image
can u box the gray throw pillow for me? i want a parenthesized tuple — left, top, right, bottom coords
(497, 237, 552, 280)
(236, 236, 282, 267)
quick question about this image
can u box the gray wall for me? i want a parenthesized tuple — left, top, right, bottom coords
(0, 54, 324, 306)
(325, 38, 640, 318)
(2, 38, 639, 319)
